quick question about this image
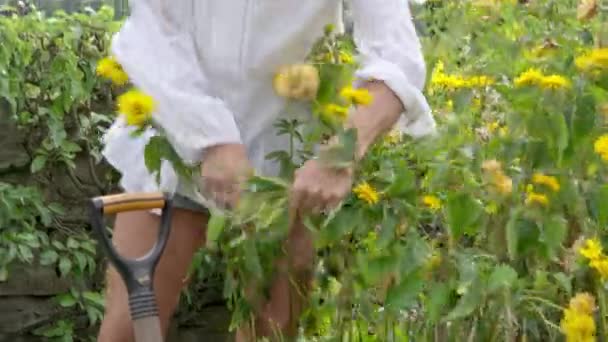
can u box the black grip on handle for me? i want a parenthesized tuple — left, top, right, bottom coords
(89, 193, 173, 296)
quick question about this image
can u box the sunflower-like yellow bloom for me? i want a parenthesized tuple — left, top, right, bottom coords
(353, 182, 380, 205)
(594, 134, 608, 162)
(273, 64, 320, 100)
(117, 89, 156, 127)
(340, 86, 373, 106)
(96, 56, 129, 86)
(422, 195, 441, 210)
(532, 173, 560, 192)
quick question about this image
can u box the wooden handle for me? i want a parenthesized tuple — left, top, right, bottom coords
(133, 316, 164, 342)
(96, 193, 166, 214)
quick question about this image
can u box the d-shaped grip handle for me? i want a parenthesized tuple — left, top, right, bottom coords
(89, 193, 173, 322)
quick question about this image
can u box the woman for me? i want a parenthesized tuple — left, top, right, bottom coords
(99, 0, 435, 341)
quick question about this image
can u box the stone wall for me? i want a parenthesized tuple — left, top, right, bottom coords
(0, 102, 230, 341)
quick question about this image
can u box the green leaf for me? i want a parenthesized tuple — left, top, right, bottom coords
(0, 266, 7, 282)
(243, 239, 263, 280)
(386, 168, 416, 198)
(553, 272, 573, 296)
(206, 210, 226, 250)
(143, 136, 164, 178)
(595, 185, 608, 227)
(59, 257, 72, 277)
(385, 269, 425, 312)
(446, 192, 483, 240)
(18, 245, 34, 263)
(39, 250, 59, 266)
(444, 280, 482, 321)
(30, 155, 47, 173)
(540, 215, 567, 259)
(74, 252, 88, 273)
(56, 293, 77, 307)
(66, 237, 79, 249)
(488, 264, 518, 293)
(426, 282, 451, 323)
(83, 291, 105, 307)
(506, 208, 522, 261)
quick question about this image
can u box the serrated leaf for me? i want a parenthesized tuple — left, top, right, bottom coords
(446, 192, 483, 240)
(488, 264, 518, 293)
(541, 215, 567, 259)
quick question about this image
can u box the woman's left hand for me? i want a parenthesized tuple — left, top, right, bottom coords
(290, 159, 353, 214)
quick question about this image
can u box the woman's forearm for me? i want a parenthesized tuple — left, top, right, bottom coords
(346, 81, 404, 161)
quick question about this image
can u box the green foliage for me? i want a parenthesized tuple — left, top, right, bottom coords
(0, 6, 118, 341)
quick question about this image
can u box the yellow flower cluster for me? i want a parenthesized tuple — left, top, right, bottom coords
(273, 64, 320, 100)
(524, 173, 559, 207)
(594, 134, 608, 162)
(580, 238, 608, 281)
(532, 173, 560, 192)
(353, 182, 380, 205)
(340, 86, 373, 106)
(575, 48, 608, 72)
(422, 195, 441, 211)
(96, 56, 129, 86)
(481, 160, 513, 195)
(560, 292, 596, 342)
(430, 61, 494, 91)
(514, 68, 571, 89)
(117, 89, 156, 127)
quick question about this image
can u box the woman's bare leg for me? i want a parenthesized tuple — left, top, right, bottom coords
(98, 209, 207, 342)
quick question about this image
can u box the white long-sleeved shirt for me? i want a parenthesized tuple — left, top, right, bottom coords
(102, 0, 436, 206)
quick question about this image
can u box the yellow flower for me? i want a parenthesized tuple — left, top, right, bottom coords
(482, 159, 503, 173)
(575, 48, 608, 72)
(494, 173, 513, 194)
(525, 192, 549, 207)
(338, 51, 355, 64)
(487, 121, 500, 134)
(514, 68, 544, 87)
(117, 89, 156, 127)
(594, 134, 608, 162)
(273, 64, 320, 100)
(569, 293, 596, 315)
(422, 195, 441, 210)
(96, 56, 129, 86)
(560, 306, 596, 342)
(384, 130, 402, 145)
(532, 173, 560, 192)
(323, 104, 350, 121)
(446, 100, 454, 111)
(590, 257, 608, 280)
(580, 238, 603, 261)
(540, 75, 571, 89)
(340, 87, 373, 106)
(353, 182, 380, 205)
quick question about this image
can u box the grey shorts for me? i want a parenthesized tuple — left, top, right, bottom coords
(172, 194, 209, 214)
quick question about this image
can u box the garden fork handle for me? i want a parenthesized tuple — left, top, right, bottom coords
(89, 192, 173, 342)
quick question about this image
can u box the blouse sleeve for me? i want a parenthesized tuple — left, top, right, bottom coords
(350, 0, 436, 137)
(110, 0, 242, 162)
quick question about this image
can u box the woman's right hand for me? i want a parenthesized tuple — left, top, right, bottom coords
(200, 144, 253, 209)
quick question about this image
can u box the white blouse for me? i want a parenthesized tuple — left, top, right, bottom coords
(102, 0, 436, 205)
